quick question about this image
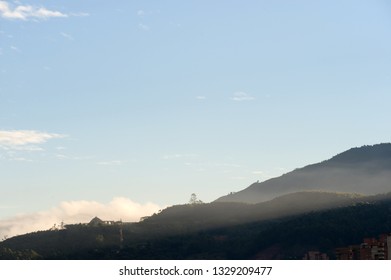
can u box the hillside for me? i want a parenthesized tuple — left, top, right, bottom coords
(2, 193, 391, 259)
(2, 143, 391, 259)
(142, 191, 365, 229)
(215, 143, 391, 204)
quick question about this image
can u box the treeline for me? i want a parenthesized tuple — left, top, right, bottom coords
(116, 201, 391, 259)
(1, 197, 391, 259)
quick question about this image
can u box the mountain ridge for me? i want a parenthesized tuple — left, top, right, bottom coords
(2, 191, 391, 260)
(215, 143, 391, 204)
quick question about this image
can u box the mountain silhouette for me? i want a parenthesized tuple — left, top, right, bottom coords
(142, 191, 366, 229)
(2, 143, 391, 260)
(2, 191, 391, 260)
(215, 143, 391, 204)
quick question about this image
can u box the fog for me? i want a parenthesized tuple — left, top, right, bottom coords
(0, 197, 161, 238)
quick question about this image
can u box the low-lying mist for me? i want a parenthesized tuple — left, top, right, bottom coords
(0, 197, 161, 238)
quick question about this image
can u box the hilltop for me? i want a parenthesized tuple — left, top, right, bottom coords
(215, 143, 391, 203)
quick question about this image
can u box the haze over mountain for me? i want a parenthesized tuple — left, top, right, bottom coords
(2, 143, 391, 260)
(215, 143, 391, 204)
(143, 191, 366, 229)
(2, 191, 391, 260)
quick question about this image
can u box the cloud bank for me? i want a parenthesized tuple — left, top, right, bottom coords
(0, 1, 67, 20)
(0, 197, 162, 238)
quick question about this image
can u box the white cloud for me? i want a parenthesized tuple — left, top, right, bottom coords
(230, 91, 255, 101)
(0, 130, 65, 147)
(0, 130, 65, 161)
(196, 96, 206, 100)
(0, 197, 162, 238)
(34, 7, 66, 19)
(0, 1, 67, 20)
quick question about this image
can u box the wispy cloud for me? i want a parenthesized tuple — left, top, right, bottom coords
(55, 154, 90, 161)
(0, 130, 65, 147)
(60, 32, 74, 41)
(97, 160, 124, 166)
(0, 1, 67, 20)
(138, 23, 150, 31)
(136, 9, 160, 31)
(10, 45, 20, 52)
(196, 96, 206, 100)
(3, 145, 44, 152)
(137, 10, 145, 16)
(136, 9, 160, 17)
(69, 12, 89, 17)
(162, 153, 198, 160)
(0, 130, 66, 162)
(230, 91, 255, 101)
(0, 197, 162, 238)
(9, 156, 33, 162)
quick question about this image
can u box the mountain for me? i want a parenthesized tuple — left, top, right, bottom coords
(215, 143, 391, 204)
(2, 143, 391, 260)
(142, 191, 365, 229)
(2, 192, 391, 260)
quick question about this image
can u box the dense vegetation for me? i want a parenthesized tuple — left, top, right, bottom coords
(1, 192, 391, 260)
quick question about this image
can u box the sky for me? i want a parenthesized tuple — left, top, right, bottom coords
(1, 0, 391, 237)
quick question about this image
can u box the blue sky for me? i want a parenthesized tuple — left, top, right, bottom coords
(1, 0, 391, 235)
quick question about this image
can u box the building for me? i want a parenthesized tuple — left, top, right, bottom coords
(335, 233, 391, 260)
(335, 247, 353, 260)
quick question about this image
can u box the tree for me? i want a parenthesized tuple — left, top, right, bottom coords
(189, 193, 203, 205)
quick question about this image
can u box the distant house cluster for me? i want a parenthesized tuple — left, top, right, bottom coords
(302, 234, 391, 260)
(335, 234, 391, 260)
